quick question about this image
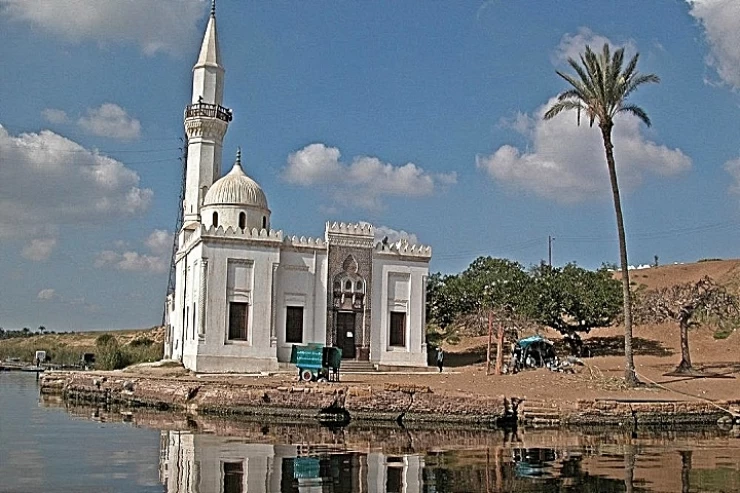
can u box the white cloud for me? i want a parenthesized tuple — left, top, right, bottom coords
(283, 143, 456, 210)
(477, 97, 692, 203)
(0, 124, 153, 254)
(37, 288, 58, 301)
(95, 229, 172, 274)
(552, 27, 636, 65)
(0, 0, 206, 56)
(479, 30, 690, 203)
(373, 225, 419, 246)
(144, 229, 173, 256)
(78, 103, 141, 140)
(687, 0, 740, 90)
(22, 237, 57, 261)
(724, 156, 740, 193)
(42, 108, 69, 124)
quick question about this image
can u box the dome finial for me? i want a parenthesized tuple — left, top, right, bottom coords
(236, 147, 242, 166)
(211, 0, 216, 17)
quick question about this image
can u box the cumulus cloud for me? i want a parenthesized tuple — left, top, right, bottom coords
(478, 30, 691, 203)
(0, 124, 153, 254)
(551, 27, 636, 65)
(78, 103, 141, 140)
(22, 237, 57, 261)
(478, 98, 691, 202)
(724, 156, 740, 194)
(687, 0, 740, 90)
(41, 108, 68, 124)
(0, 0, 206, 56)
(95, 229, 172, 274)
(373, 225, 420, 246)
(37, 288, 59, 301)
(284, 143, 456, 210)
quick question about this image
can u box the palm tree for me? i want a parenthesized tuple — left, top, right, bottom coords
(544, 43, 659, 386)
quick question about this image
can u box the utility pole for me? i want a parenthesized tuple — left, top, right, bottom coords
(548, 235, 554, 267)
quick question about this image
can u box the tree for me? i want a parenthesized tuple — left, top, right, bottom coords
(634, 276, 739, 374)
(525, 262, 622, 355)
(38, 325, 46, 335)
(544, 43, 660, 386)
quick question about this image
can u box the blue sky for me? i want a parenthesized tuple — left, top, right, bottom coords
(1, 0, 739, 331)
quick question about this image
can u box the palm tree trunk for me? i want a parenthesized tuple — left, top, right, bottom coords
(600, 122, 639, 386)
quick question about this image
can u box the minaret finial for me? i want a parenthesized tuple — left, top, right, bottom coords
(211, 0, 216, 17)
(236, 147, 242, 166)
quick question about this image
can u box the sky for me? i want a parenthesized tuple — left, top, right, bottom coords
(1, 0, 739, 331)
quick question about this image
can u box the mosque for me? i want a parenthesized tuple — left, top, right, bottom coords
(163, 4, 431, 372)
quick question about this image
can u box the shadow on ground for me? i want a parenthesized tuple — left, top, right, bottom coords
(580, 336, 673, 358)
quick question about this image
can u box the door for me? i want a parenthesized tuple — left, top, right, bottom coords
(336, 312, 356, 359)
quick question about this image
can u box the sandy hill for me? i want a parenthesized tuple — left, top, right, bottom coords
(619, 258, 740, 292)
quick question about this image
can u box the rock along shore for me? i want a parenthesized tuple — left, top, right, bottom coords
(40, 371, 740, 428)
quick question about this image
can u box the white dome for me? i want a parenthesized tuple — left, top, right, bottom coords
(203, 160, 268, 210)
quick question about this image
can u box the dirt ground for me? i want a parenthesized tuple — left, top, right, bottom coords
(126, 321, 738, 412)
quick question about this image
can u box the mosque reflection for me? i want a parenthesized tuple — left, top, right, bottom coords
(159, 431, 424, 493)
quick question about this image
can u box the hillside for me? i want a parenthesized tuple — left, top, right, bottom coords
(619, 258, 740, 291)
(0, 327, 164, 366)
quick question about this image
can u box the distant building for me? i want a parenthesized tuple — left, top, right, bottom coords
(164, 6, 431, 372)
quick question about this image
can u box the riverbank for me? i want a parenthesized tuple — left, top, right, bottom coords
(40, 364, 740, 427)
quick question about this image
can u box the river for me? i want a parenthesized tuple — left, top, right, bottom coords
(1, 371, 739, 492)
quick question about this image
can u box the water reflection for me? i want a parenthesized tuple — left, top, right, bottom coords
(36, 393, 740, 493)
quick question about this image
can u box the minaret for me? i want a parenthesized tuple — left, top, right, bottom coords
(183, 0, 232, 224)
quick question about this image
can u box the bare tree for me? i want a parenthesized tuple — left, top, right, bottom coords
(634, 276, 739, 373)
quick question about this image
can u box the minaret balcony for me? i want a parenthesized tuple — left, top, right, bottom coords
(185, 102, 233, 122)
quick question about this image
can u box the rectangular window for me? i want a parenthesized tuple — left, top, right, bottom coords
(228, 302, 249, 341)
(286, 306, 304, 344)
(389, 311, 406, 347)
(222, 461, 244, 493)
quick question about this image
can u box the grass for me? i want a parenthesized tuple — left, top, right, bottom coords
(0, 327, 164, 368)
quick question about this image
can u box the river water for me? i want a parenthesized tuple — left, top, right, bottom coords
(1, 372, 739, 493)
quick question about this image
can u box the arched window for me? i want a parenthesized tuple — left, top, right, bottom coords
(345, 280, 352, 291)
(239, 212, 246, 230)
(262, 216, 267, 229)
(356, 280, 363, 291)
(333, 281, 341, 292)
(212, 211, 219, 228)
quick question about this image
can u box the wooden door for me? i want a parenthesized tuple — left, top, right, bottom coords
(336, 312, 356, 359)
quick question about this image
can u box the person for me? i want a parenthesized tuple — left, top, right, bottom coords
(436, 347, 444, 372)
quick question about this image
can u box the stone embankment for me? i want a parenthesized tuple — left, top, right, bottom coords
(40, 371, 740, 427)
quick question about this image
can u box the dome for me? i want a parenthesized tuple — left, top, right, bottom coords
(203, 152, 268, 209)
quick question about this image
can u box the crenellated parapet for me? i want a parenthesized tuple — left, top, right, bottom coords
(325, 221, 374, 248)
(201, 225, 283, 241)
(374, 237, 432, 259)
(283, 235, 326, 249)
(325, 221, 374, 237)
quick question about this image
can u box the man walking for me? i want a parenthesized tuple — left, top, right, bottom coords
(436, 347, 444, 372)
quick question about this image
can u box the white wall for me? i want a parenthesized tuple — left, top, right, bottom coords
(274, 248, 328, 362)
(191, 239, 282, 372)
(370, 255, 429, 367)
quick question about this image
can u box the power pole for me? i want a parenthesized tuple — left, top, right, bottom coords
(548, 235, 554, 267)
(161, 136, 188, 326)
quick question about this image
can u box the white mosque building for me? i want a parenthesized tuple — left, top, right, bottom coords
(164, 5, 431, 373)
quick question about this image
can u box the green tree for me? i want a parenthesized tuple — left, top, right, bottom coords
(544, 43, 659, 386)
(525, 263, 622, 355)
(426, 257, 530, 336)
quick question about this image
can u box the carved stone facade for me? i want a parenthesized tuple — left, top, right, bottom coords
(325, 223, 374, 361)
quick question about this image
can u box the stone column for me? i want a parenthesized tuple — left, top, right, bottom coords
(270, 262, 279, 347)
(197, 259, 208, 339)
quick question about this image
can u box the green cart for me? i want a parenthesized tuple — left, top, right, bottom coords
(290, 343, 342, 382)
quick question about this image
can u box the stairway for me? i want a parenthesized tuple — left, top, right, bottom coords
(340, 360, 376, 373)
(520, 399, 562, 426)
